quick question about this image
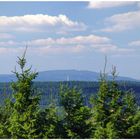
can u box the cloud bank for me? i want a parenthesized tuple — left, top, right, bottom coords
(129, 40, 140, 47)
(88, 1, 136, 9)
(101, 10, 140, 32)
(0, 33, 14, 39)
(0, 14, 86, 33)
(0, 35, 133, 55)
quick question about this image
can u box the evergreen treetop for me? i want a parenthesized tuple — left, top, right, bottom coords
(8, 48, 41, 139)
(90, 66, 140, 138)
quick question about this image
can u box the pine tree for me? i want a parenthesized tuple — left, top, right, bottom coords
(60, 85, 92, 138)
(90, 66, 140, 138)
(8, 49, 41, 138)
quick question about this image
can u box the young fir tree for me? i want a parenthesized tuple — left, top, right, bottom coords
(60, 85, 92, 138)
(90, 66, 140, 138)
(8, 49, 41, 138)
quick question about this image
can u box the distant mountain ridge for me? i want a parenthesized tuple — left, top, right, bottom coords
(0, 70, 137, 82)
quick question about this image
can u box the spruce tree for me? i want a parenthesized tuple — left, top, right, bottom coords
(60, 85, 92, 138)
(8, 49, 41, 138)
(0, 98, 13, 138)
(37, 101, 60, 139)
(126, 109, 140, 138)
(90, 66, 140, 138)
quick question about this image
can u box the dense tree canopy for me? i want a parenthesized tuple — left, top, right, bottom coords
(0, 53, 140, 138)
(60, 85, 92, 138)
(90, 67, 140, 138)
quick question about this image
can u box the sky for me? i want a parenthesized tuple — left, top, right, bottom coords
(0, 1, 140, 79)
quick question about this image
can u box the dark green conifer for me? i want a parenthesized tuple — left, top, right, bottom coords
(37, 101, 60, 139)
(0, 98, 13, 138)
(8, 48, 41, 138)
(60, 85, 92, 138)
(90, 66, 140, 138)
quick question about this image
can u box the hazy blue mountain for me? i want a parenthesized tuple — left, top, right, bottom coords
(0, 70, 137, 82)
(0, 74, 17, 82)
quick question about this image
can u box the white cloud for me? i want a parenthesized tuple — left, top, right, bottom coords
(128, 40, 140, 54)
(27, 35, 111, 46)
(0, 33, 14, 39)
(101, 10, 140, 32)
(0, 14, 86, 33)
(0, 47, 19, 54)
(26, 35, 133, 55)
(88, 1, 137, 9)
(0, 40, 19, 47)
(129, 40, 140, 47)
(89, 44, 134, 54)
(0, 35, 133, 55)
(33, 45, 86, 55)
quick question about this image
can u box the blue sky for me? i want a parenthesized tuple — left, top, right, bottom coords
(0, 1, 140, 79)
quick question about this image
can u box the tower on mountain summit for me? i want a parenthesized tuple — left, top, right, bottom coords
(66, 75, 70, 81)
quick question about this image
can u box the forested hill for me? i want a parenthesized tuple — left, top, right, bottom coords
(0, 81, 140, 107)
(0, 70, 137, 82)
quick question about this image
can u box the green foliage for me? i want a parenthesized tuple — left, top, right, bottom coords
(125, 107, 140, 138)
(0, 51, 140, 139)
(90, 67, 140, 138)
(60, 85, 92, 138)
(0, 98, 13, 138)
(8, 51, 41, 138)
(37, 101, 61, 139)
(106, 122, 119, 139)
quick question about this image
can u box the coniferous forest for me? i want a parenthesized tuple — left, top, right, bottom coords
(0, 53, 140, 139)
